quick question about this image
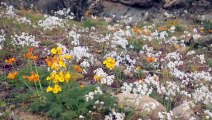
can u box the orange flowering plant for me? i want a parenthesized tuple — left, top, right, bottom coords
(5, 57, 17, 65)
(24, 47, 38, 61)
(7, 71, 18, 79)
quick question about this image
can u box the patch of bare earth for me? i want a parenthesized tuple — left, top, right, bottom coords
(16, 111, 48, 120)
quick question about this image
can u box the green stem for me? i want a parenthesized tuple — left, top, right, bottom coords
(11, 64, 31, 91)
(33, 60, 44, 94)
(18, 77, 32, 91)
(34, 82, 39, 96)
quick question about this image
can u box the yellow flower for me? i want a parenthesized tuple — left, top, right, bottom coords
(51, 48, 57, 54)
(51, 47, 62, 55)
(136, 66, 141, 70)
(7, 71, 18, 79)
(53, 84, 62, 94)
(58, 71, 65, 82)
(64, 54, 72, 60)
(64, 72, 71, 82)
(80, 84, 85, 88)
(53, 74, 60, 83)
(94, 75, 101, 81)
(103, 57, 116, 70)
(58, 60, 66, 68)
(46, 86, 53, 92)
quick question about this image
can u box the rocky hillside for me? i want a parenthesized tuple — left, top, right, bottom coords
(1, 0, 211, 21)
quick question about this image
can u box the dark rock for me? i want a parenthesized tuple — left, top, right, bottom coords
(119, 0, 154, 8)
(164, 0, 211, 10)
(87, 0, 104, 15)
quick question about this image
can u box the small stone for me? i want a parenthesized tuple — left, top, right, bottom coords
(123, 70, 134, 78)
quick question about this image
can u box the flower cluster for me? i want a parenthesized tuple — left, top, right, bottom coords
(46, 71, 71, 83)
(70, 46, 93, 62)
(69, 30, 81, 46)
(93, 68, 115, 86)
(17, 17, 31, 24)
(38, 15, 64, 30)
(46, 84, 62, 94)
(0, 29, 5, 50)
(12, 33, 39, 47)
(85, 86, 103, 101)
(24, 47, 38, 61)
(45, 47, 72, 94)
(105, 110, 125, 120)
(23, 72, 39, 83)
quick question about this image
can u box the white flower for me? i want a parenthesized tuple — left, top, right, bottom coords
(93, 68, 115, 86)
(196, 54, 205, 64)
(38, 15, 64, 30)
(169, 26, 176, 33)
(17, 17, 31, 24)
(187, 50, 195, 56)
(204, 110, 212, 119)
(85, 87, 102, 101)
(80, 59, 90, 68)
(69, 30, 81, 46)
(79, 115, 84, 119)
(192, 85, 212, 105)
(12, 33, 39, 47)
(0, 30, 5, 50)
(70, 46, 93, 62)
(5, 6, 16, 16)
(105, 110, 125, 120)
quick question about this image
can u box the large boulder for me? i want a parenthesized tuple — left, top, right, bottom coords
(115, 93, 166, 119)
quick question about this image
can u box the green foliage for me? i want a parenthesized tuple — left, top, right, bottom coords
(30, 81, 116, 119)
(208, 60, 212, 67)
(83, 19, 108, 28)
(0, 100, 12, 120)
(203, 20, 212, 32)
(175, 24, 183, 32)
(127, 39, 144, 52)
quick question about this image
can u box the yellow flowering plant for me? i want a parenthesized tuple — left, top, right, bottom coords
(45, 47, 73, 94)
(103, 57, 116, 70)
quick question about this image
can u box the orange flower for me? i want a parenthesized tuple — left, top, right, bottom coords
(74, 65, 83, 73)
(208, 30, 212, 33)
(141, 29, 151, 36)
(23, 72, 39, 82)
(45, 56, 53, 67)
(5, 57, 17, 64)
(157, 26, 169, 31)
(146, 56, 157, 63)
(7, 71, 18, 79)
(138, 78, 145, 83)
(133, 26, 141, 33)
(24, 48, 38, 61)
